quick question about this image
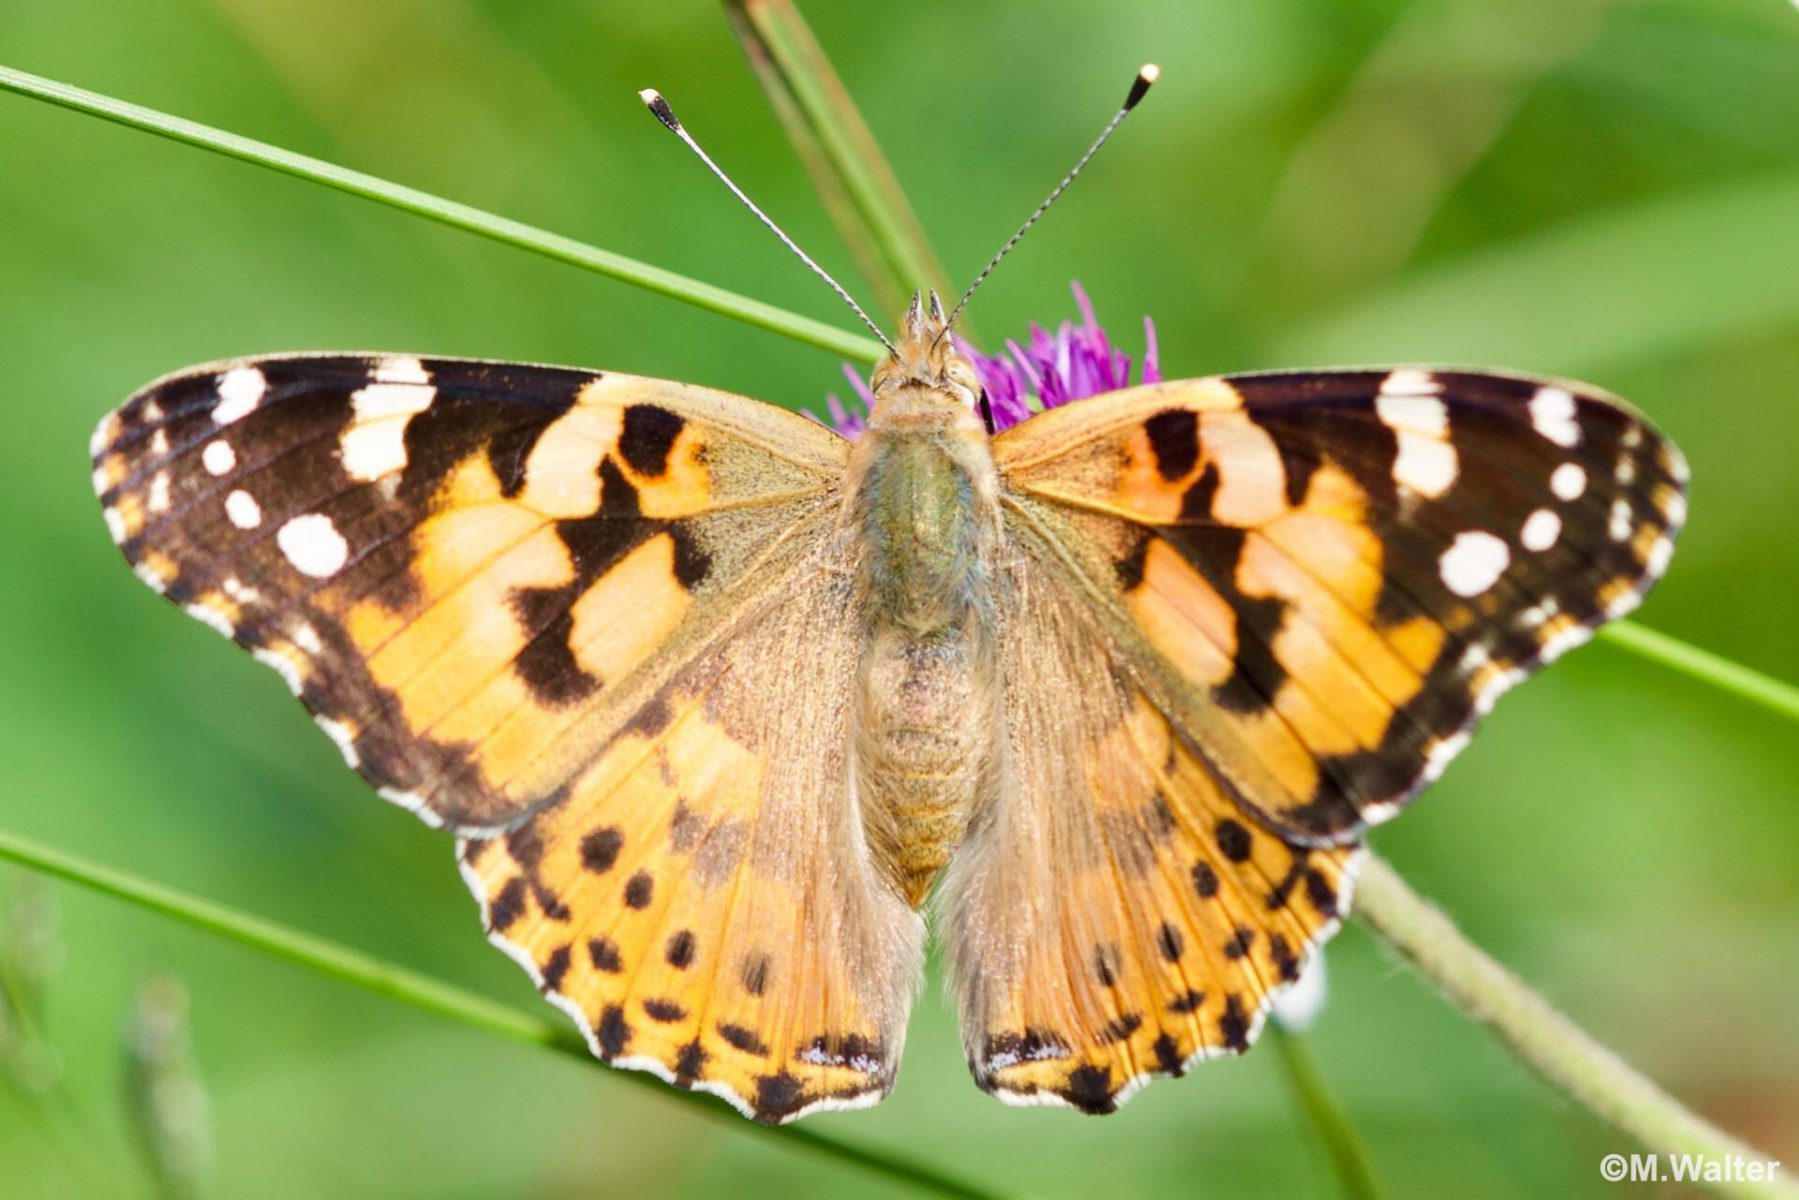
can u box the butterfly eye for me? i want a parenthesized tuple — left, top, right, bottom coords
(943, 361, 980, 396)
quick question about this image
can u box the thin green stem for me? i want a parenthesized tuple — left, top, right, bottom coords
(1268, 1027, 1384, 1200)
(1602, 621, 1799, 725)
(0, 64, 885, 365)
(1352, 853, 1797, 1200)
(724, 2, 908, 320)
(0, 830, 1010, 1200)
(724, 0, 953, 311)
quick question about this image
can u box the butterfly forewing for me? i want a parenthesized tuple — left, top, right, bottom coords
(93, 354, 848, 832)
(993, 368, 1687, 845)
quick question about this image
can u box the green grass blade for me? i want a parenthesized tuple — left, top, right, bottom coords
(0, 64, 885, 365)
(0, 829, 1012, 1200)
(1269, 1027, 1385, 1200)
(1600, 622, 1799, 724)
(725, 2, 910, 320)
(723, 1, 952, 310)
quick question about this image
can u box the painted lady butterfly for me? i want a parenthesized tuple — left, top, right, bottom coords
(90, 70, 1685, 1123)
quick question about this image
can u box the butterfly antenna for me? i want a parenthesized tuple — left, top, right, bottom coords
(942, 64, 1159, 334)
(640, 88, 897, 355)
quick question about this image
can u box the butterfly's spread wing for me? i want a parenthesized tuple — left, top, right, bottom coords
(992, 369, 1686, 845)
(948, 368, 1683, 1111)
(95, 355, 922, 1120)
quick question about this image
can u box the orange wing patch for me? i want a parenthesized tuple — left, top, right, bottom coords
(994, 369, 1685, 842)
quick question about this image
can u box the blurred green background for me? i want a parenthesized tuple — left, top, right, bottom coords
(3, 0, 1797, 1196)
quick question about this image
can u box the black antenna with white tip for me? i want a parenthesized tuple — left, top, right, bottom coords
(639, 88, 897, 355)
(942, 64, 1159, 332)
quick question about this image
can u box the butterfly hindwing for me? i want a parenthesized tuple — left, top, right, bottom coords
(456, 536, 923, 1123)
(93, 354, 849, 832)
(942, 541, 1360, 1112)
(994, 368, 1686, 845)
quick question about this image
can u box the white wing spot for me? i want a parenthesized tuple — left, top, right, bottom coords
(1377, 390, 1457, 497)
(1375, 391, 1449, 434)
(1603, 587, 1643, 621)
(1458, 641, 1491, 673)
(373, 355, 431, 384)
(315, 716, 362, 768)
(202, 440, 237, 476)
(291, 621, 325, 655)
(277, 514, 349, 577)
(103, 507, 127, 544)
(1439, 531, 1510, 597)
(183, 601, 235, 639)
(151, 429, 170, 457)
(225, 490, 262, 530)
(252, 646, 306, 695)
(1663, 491, 1687, 527)
(1421, 730, 1472, 783)
(1474, 665, 1527, 716)
(133, 561, 171, 594)
(1615, 454, 1637, 486)
(1550, 462, 1586, 502)
(1661, 443, 1690, 485)
(1539, 622, 1592, 662)
(1379, 369, 1443, 398)
(1528, 387, 1580, 448)
(90, 412, 121, 458)
(147, 473, 171, 514)
(1391, 435, 1457, 497)
(1520, 508, 1561, 552)
(1519, 598, 1559, 628)
(221, 576, 262, 604)
(1609, 498, 1632, 542)
(340, 372, 437, 482)
(214, 366, 267, 425)
(379, 787, 443, 828)
(1646, 536, 1674, 579)
(1374, 386, 1460, 496)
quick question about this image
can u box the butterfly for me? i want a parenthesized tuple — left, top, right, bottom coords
(91, 284, 1686, 1122)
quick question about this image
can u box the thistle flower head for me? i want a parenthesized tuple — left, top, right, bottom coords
(818, 283, 1159, 437)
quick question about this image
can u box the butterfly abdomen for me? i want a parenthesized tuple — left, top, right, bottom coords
(847, 399, 1001, 906)
(856, 625, 994, 906)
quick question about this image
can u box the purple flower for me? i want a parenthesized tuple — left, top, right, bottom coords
(816, 283, 1159, 438)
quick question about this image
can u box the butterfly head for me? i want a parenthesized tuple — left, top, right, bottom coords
(868, 291, 982, 417)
